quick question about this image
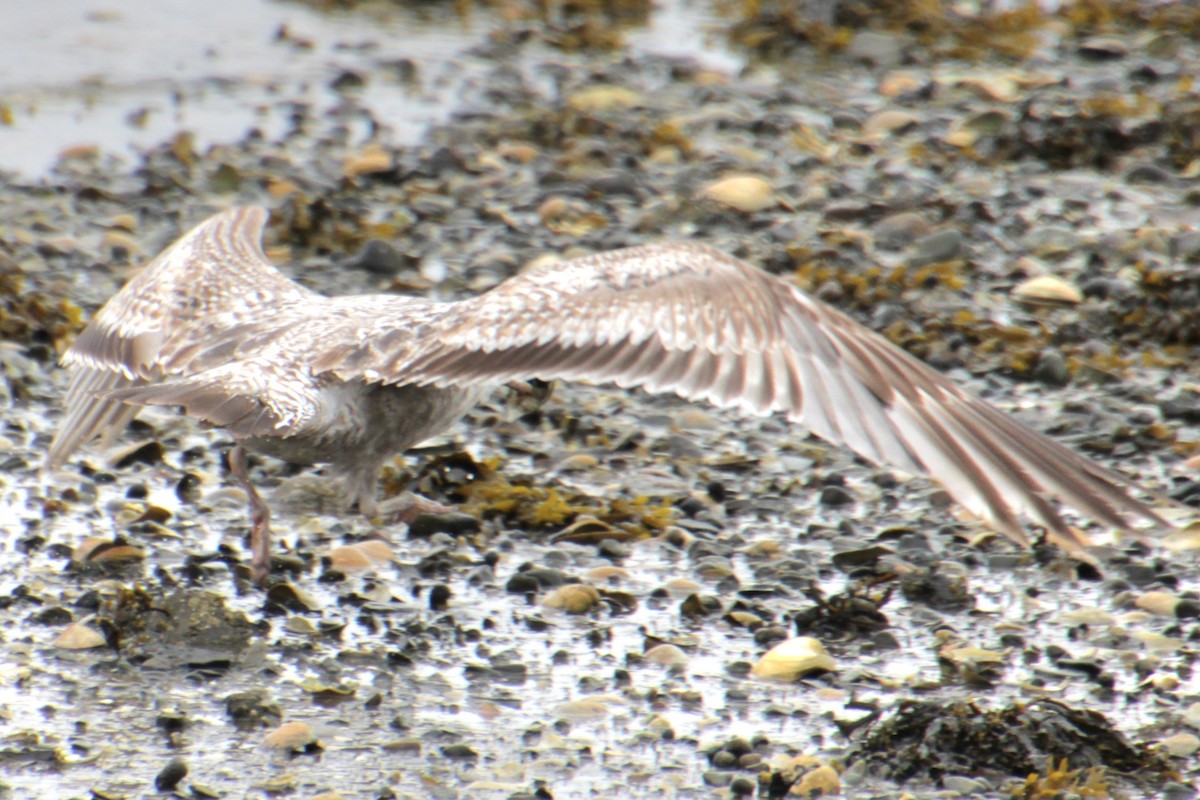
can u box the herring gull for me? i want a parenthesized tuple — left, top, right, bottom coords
(47, 206, 1172, 583)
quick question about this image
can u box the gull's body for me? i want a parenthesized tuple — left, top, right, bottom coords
(48, 206, 1170, 581)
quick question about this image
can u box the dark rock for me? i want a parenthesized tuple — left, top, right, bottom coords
(408, 512, 481, 538)
(155, 757, 188, 791)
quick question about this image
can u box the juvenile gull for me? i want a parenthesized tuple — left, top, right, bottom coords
(48, 206, 1170, 582)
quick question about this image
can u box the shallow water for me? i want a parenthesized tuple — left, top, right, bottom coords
(0, 0, 738, 178)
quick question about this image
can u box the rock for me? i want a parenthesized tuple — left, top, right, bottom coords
(751, 637, 836, 681)
(543, 584, 601, 614)
(908, 227, 965, 266)
(1012, 275, 1083, 306)
(873, 212, 930, 251)
(1032, 349, 1070, 387)
(701, 175, 775, 212)
(1160, 732, 1200, 758)
(264, 721, 321, 753)
(155, 757, 188, 791)
(845, 31, 911, 69)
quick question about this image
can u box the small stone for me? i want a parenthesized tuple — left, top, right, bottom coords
(663, 578, 702, 595)
(703, 770, 734, 787)
(1134, 631, 1184, 653)
(407, 512, 480, 538)
(552, 696, 621, 721)
(347, 239, 404, 275)
(72, 537, 145, 565)
(795, 764, 841, 797)
(107, 213, 138, 232)
(751, 637, 836, 681)
(54, 622, 107, 650)
(225, 689, 282, 730)
(264, 721, 320, 753)
(155, 757, 188, 791)
(942, 775, 990, 794)
(907, 228, 965, 267)
(1136, 590, 1181, 617)
(819, 485, 854, 506)
(863, 110, 920, 138)
(701, 175, 775, 213)
(342, 144, 392, 178)
(730, 777, 756, 796)
(583, 565, 628, 583)
(950, 74, 1019, 103)
(873, 212, 930, 251)
(567, 86, 642, 112)
(543, 584, 601, 614)
(1012, 275, 1083, 306)
(845, 31, 909, 68)
(1183, 702, 1200, 730)
(644, 644, 690, 666)
(558, 453, 599, 472)
(442, 744, 478, 759)
(326, 540, 393, 572)
(1032, 349, 1070, 387)
(1078, 36, 1129, 60)
(675, 408, 717, 430)
(1160, 732, 1200, 758)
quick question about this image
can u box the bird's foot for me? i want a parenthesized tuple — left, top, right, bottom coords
(375, 491, 456, 525)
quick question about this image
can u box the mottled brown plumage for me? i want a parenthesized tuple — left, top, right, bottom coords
(49, 206, 1171, 582)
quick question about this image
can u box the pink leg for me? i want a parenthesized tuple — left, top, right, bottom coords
(230, 444, 272, 585)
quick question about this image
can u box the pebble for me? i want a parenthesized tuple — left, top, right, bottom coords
(1078, 36, 1130, 60)
(907, 227, 965, 267)
(1184, 703, 1200, 730)
(863, 110, 920, 138)
(703, 770, 734, 787)
(751, 637, 836, 681)
(326, 540, 393, 571)
(1136, 590, 1181, 618)
(346, 239, 405, 275)
(872, 212, 930, 251)
(1160, 732, 1200, 758)
(794, 764, 841, 797)
(155, 757, 188, 791)
(844, 31, 910, 68)
(264, 721, 320, 753)
(542, 584, 601, 614)
(408, 511, 480, 538)
(54, 622, 107, 650)
(942, 775, 991, 794)
(1012, 275, 1083, 306)
(567, 85, 642, 112)
(552, 696, 621, 721)
(1032, 349, 1070, 387)
(701, 175, 776, 212)
(342, 145, 392, 178)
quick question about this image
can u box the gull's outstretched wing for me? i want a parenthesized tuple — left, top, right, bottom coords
(48, 206, 315, 467)
(312, 241, 1170, 551)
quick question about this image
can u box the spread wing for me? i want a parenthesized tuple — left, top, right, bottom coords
(310, 242, 1169, 551)
(47, 206, 316, 467)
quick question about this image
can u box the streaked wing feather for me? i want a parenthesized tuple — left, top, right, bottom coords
(47, 367, 143, 468)
(103, 359, 318, 439)
(49, 207, 317, 466)
(312, 241, 1172, 546)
